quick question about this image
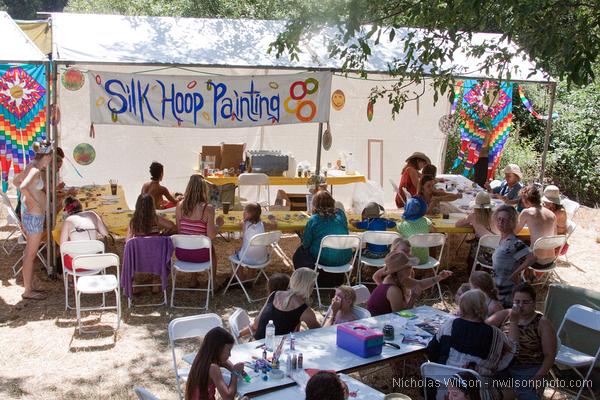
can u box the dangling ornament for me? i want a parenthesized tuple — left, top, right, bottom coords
(322, 122, 332, 151)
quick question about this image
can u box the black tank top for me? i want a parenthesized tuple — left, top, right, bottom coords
(254, 291, 308, 340)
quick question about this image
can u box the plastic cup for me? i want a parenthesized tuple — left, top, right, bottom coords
(109, 179, 117, 195)
(222, 202, 230, 214)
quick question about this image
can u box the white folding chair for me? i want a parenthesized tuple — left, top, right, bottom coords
(170, 235, 213, 310)
(562, 198, 580, 220)
(407, 233, 446, 300)
(314, 234, 362, 308)
(420, 362, 484, 400)
(560, 219, 577, 262)
(168, 314, 223, 400)
(528, 235, 567, 286)
(402, 187, 412, 201)
(352, 284, 371, 305)
(60, 240, 105, 310)
(352, 305, 371, 320)
(389, 179, 399, 193)
(133, 387, 160, 400)
(237, 173, 271, 210)
(72, 253, 121, 335)
(357, 231, 400, 285)
(229, 307, 253, 344)
(470, 234, 501, 275)
(223, 230, 282, 303)
(5, 202, 47, 276)
(554, 304, 600, 400)
(1, 192, 20, 255)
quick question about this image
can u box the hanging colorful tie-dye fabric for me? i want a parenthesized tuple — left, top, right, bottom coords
(0, 64, 47, 192)
(451, 80, 513, 180)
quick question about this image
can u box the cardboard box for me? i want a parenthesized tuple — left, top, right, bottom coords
(221, 143, 245, 170)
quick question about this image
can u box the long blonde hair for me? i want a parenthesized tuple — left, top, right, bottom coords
(474, 208, 494, 233)
(283, 268, 316, 307)
(458, 289, 487, 322)
(181, 175, 208, 217)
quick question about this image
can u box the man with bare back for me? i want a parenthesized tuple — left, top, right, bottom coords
(140, 161, 182, 210)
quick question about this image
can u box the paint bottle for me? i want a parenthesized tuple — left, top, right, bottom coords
(291, 353, 297, 370)
(297, 353, 303, 369)
(262, 349, 267, 360)
(289, 333, 295, 351)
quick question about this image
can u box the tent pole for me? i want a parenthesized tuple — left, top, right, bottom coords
(47, 61, 58, 276)
(316, 122, 323, 175)
(538, 82, 557, 186)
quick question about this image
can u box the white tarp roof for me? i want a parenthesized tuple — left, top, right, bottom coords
(0, 12, 47, 63)
(51, 12, 551, 83)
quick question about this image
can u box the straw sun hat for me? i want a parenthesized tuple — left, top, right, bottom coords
(542, 185, 562, 205)
(470, 191, 493, 209)
(405, 151, 431, 165)
(503, 164, 523, 179)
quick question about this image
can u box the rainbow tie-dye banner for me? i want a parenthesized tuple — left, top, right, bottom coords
(0, 64, 46, 192)
(451, 80, 513, 180)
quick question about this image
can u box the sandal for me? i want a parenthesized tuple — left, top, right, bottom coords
(22, 292, 47, 301)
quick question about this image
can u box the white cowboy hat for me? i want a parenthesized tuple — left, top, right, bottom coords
(542, 185, 562, 205)
(470, 191, 494, 209)
(503, 164, 523, 180)
(405, 152, 431, 165)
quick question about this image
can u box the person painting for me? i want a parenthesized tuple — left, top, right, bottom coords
(395, 151, 431, 207)
(351, 201, 396, 258)
(418, 174, 462, 215)
(323, 285, 358, 326)
(141, 161, 182, 210)
(17, 141, 53, 300)
(456, 191, 499, 268)
(541, 185, 567, 235)
(486, 164, 523, 206)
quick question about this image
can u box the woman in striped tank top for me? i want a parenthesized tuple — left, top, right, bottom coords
(176, 175, 220, 285)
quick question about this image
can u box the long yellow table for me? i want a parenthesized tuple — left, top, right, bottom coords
(204, 174, 366, 186)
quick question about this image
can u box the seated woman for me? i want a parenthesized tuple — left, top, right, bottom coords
(251, 268, 320, 340)
(141, 161, 182, 210)
(367, 239, 452, 316)
(486, 164, 523, 207)
(60, 197, 109, 244)
(541, 185, 567, 235)
(293, 190, 352, 288)
(418, 175, 462, 215)
(469, 271, 503, 317)
(427, 289, 515, 399)
(396, 196, 432, 265)
(395, 152, 430, 208)
(492, 205, 536, 307)
(323, 285, 358, 326)
(456, 191, 498, 268)
(486, 284, 557, 400)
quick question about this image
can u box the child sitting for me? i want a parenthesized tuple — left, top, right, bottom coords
(351, 202, 397, 258)
(140, 161, 182, 210)
(186, 327, 245, 400)
(323, 285, 358, 326)
(267, 273, 290, 293)
(469, 271, 503, 317)
(232, 203, 277, 265)
(396, 196, 432, 264)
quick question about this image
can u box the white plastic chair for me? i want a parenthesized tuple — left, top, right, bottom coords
(133, 387, 160, 400)
(402, 187, 412, 202)
(554, 304, 600, 400)
(470, 234, 501, 275)
(357, 231, 400, 285)
(4, 202, 47, 276)
(223, 230, 282, 303)
(389, 179, 399, 193)
(72, 253, 121, 335)
(237, 173, 271, 210)
(562, 198, 580, 220)
(560, 219, 577, 262)
(407, 233, 446, 300)
(229, 307, 253, 344)
(528, 235, 567, 285)
(420, 362, 484, 400)
(352, 284, 371, 305)
(170, 235, 213, 310)
(314, 234, 362, 308)
(352, 305, 371, 320)
(60, 240, 105, 310)
(1, 192, 20, 255)
(168, 314, 223, 400)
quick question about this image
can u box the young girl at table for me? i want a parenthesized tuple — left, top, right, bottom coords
(455, 191, 498, 268)
(230, 203, 277, 265)
(418, 174, 462, 215)
(186, 327, 245, 400)
(323, 285, 358, 326)
(350, 202, 397, 258)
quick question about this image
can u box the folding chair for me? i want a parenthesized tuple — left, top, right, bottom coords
(357, 231, 400, 285)
(72, 253, 121, 335)
(168, 314, 223, 400)
(170, 235, 213, 310)
(237, 173, 270, 210)
(402, 187, 413, 202)
(389, 179, 399, 194)
(352, 306, 371, 320)
(1, 192, 20, 255)
(352, 284, 371, 305)
(223, 230, 282, 303)
(528, 235, 567, 286)
(133, 387, 160, 400)
(562, 198, 580, 220)
(229, 307, 253, 344)
(314, 234, 361, 308)
(407, 233, 446, 300)
(560, 220, 577, 262)
(60, 240, 105, 310)
(553, 304, 600, 400)
(6, 203, 47, 276)
(420, 362, 485, 400)
(470, 234, 501, 275)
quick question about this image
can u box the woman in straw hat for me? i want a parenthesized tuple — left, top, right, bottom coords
(395, 151, 431, 208)
(486, 164, 523, 206)
(541, 185, 567, 235)
(456, 191, 499, 268)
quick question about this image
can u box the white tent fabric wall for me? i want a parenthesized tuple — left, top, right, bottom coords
(58, 66, 446, 209)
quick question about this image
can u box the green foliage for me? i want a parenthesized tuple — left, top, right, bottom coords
(1, 0, 67, 19)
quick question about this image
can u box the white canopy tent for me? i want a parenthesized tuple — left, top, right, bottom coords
(0, 11, 47, 63)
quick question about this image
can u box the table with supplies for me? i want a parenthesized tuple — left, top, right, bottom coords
(183, 306, 452, 398)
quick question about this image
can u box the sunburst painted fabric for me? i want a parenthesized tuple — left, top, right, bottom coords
(451, 80, 513, 180)
(0, 64, 46, 191)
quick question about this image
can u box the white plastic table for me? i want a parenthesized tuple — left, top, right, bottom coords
(183, 306, 452, 397)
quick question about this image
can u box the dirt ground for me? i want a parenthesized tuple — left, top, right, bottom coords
(0, 207, 598, 400)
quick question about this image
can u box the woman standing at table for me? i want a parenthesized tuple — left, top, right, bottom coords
(18, 141, 53, 300)
(293, 190, 351, 288)
(395, 151, 430, 208)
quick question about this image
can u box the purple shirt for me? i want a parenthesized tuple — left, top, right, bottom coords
(367, 283, 394, 316)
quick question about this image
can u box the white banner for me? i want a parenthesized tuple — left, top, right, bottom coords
(89, 71, 332, 128)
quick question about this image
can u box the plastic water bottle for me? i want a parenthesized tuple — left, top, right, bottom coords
(265, 320, 276, 351)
